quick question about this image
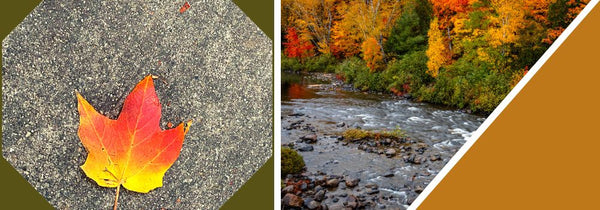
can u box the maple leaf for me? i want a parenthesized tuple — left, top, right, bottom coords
(76, 75, 191, 210)
(179, 1, 191, 14)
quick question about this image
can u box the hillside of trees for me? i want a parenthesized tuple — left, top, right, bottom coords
(282, 0, 589, 113)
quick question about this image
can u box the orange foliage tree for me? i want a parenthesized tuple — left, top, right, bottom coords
(330, 1, 361, 58)
(545, 0, 590, 44)
(362, 37, 385, 71)
(283, 27, 314, 60)
(429, 0, 471, 51)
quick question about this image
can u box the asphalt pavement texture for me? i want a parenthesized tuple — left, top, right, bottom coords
(2, 0, 272, 209)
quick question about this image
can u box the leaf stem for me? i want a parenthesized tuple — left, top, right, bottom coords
(114, 184, 121, 210)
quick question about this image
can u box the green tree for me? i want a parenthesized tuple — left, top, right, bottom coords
(384, 0, 433, 58)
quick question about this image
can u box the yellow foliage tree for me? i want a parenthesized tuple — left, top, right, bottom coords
(487, 0, 526, 48)
(426, 18, 449, 77)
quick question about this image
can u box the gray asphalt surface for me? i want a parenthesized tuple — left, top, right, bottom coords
(2, 0, 272, 209)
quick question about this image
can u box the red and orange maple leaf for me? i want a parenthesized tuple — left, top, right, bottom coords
(76, 75, 191, 209)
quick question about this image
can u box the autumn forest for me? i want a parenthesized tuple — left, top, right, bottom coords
(282, 0, 589, 113)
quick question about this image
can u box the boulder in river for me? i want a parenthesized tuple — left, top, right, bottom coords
(344, 177, 360, 188)
(328, 204, 346, 210)
(314, 189, 325, 201)
(326, 178, 340, 187)
(304, 198, 320, 210)
(412, 155, 427, 164)
(314, 185, 323, 192)
(383, 171, 394, 177)
(385, 148, 396, 157)
(415, 146, 427, 154)
(404, 154, 426, 164)
(300, 182, 308, 191)
(407, 192, 418, 205)
(283, 193, 304, 208)
(298, 145, 314, 152)
(364, 183, 378, 189)
(345, 195, 360, 208)
(357, 145, 367, 151)
(286, 119, 305, 130)
(366, 188, 380, 195)
(314, 176, 327, 186)
(289, 112, 305, 117)
(429, 154, 442, 161)
(414, 185, 424, 193)
(301, 134, 318, 143)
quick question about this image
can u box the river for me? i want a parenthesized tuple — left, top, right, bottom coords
(281, 72, 485, 209)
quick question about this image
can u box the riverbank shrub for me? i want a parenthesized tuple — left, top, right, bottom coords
(281, 147, 305, 177)
(382, 50, 432, 95)
(335, 57, 361, 84)
(282, 53, 302, 72)
(332, 54, 510, 113)
(304, 54, 337, 72)
(336, 58, 387, 91)
(412, 56, 513, 113)
(282, 53, 337, 73)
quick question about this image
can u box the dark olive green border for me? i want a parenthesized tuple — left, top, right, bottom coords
(0, 0, 274, 209)
(1, 0, 53, 209)
(221, 0, 274, 209)
(231, 0, 274, 40)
